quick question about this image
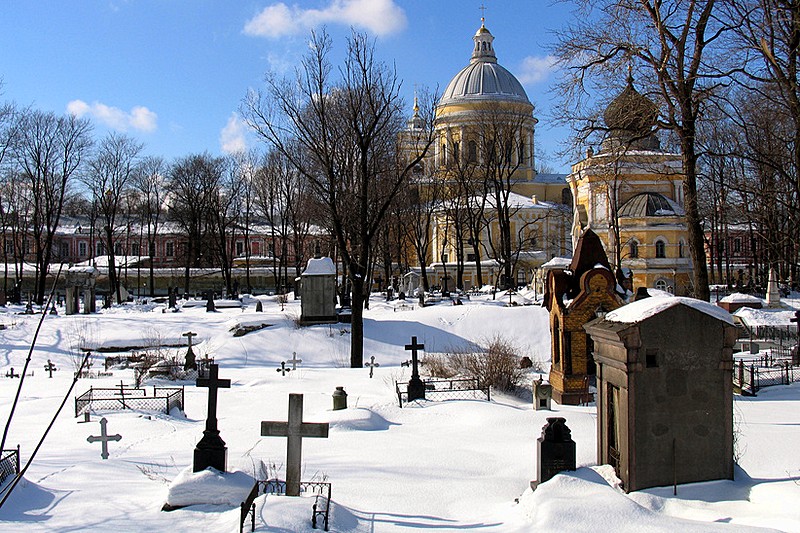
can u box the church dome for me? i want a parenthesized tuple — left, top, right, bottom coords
(439, 21, 530, 106)
(604, 73, 658, 134)
(618, 192, 684, 218)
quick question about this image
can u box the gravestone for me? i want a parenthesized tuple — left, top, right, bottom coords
(299, 250, 337, 324)
(44, 360, 57, 378)
(532, 376, 552, 411)
(365, 355, 379, 378)
(0, 290, 6, 307)
(276, 361, 291, 376)
(255, 300, 263, 312)
(288, 352, 302, 371)
(404, 336, 425, 402)
(332, 386, 347, 410)
(193, 363, 231, 472)
(6, 368, 19, 378)
(168, 287, 177, 309)
(182, 331, 197, 371)
(531, 417, 575, 488)
(206, 291, 216, 313)
(766, 267, 781, 308)
(87, 417, 122, 460)
(260, 394, 329, 496)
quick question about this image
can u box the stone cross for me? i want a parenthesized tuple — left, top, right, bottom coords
(87, 417, 122, 460)
(364, 356, 380, 378)
(6, 368, 19, 378)
(260, 394, 329, 497)
(276, 361, 292, 376)
(183, 331, 197, 370)
(44, 360, 57, 378)
(404, 336, 425, 401)
(289, 352, 302, 371)
(194, 363, 231, 472)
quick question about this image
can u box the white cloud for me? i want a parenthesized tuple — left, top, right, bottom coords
(220, 112, 248, 154)
(518, 55, 558, 85)
(66, 99, 157, 132)
(244, 0, 407, 39)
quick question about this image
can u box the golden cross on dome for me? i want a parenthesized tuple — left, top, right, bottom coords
(479, 4, 487, 23)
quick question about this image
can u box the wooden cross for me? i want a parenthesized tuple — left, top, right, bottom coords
(44, 360, 57, 378)
(87, 417, 121, 459)
(197, 364, 231, 434)
(364, 356, 380, 378)
(276, 361, 292, 376)
(289, 352, 302, 371)
(5, 368, 18, 378)
(260, 394, 329, 497)
(405, 336, 425, 401)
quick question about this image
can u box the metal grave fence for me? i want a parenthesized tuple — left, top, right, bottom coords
(75, 386, 184, 417)
(396, 377, 490, 407)
(734, 360, 797, 395)
(259, 479, 331, 531)
(0, 446, 20, 486)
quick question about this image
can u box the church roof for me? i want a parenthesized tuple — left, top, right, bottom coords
(439, 21, 530, 106)
(618, 192, 684, 218)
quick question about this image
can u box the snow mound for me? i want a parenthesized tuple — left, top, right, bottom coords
(605, 296, 733, 325)
(720, 293, 763, 304)
(326, 407, 396, 431)
(733, 307, 797, 327)
(165, 467, 255, 507)
(303, 256, 335, 275)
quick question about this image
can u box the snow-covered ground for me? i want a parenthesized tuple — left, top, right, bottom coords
(0, 292, 798, 532)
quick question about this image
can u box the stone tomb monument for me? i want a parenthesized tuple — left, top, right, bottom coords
(300, 248, 337, 324)
(532, 376, 552, 411)
(584, 296, 737, 492)
(65, 265, 98, 315)
(193, 364, 231, 472)
(531, 417, 576, 489)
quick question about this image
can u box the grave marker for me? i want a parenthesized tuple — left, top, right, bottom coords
(288, 352, 302, 371)
(276, 361, 292, 376)
(182, 331, 197, 371)
(260, 394, 329, 496)
(364, 356, 380, 378)
(404, 336, 425, 401)
(532, 417, 575, 488)
(87, 417, 122, 460)
(44, 360, 57, 378)
(193, 363, 231, 472)
(206, 291, 216, 312)
(5, 368, 19, 378)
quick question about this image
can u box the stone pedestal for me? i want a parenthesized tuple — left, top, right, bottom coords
(193, 431, 228, 473)
(532, 417, 575, 489)
(532, 377, 552, 411)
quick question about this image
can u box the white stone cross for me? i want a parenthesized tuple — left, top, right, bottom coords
(289, 351, 302, 371)
(260, 394, 329, 496)
(87, 417, 122, 459)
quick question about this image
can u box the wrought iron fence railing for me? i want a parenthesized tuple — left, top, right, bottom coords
(0, 446, 20, 486)
(259, 479, 331, 531)
(396, 378, 490, 407)
(734, 360, 797, 395)
(74, 386, 183, 417)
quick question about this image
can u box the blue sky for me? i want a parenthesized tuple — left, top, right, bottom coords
(0, 1, 574, 171)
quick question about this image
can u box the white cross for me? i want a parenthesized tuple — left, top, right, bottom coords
(87, 417, 122, 459)
(289, 351, 302, 370)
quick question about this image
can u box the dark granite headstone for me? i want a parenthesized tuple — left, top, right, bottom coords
(533, 417, 576, 488)
(206, 291, 216, 312)
(405, 336, 425, 402)
(193, 363, 231, 472)
(168, 287, 177, 309)
(255, 300, 263, 312)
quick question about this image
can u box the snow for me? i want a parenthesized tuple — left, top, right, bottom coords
(0, 294, 797, 531)
(733, 306, 797, 327)
(720, 293, 763, 304)
(604, 296, 735, 325)
(303, 256, 336, 276)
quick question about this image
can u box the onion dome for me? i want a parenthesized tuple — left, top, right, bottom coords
(604, 72, 658, 135)
(618, 192, 684, 218)
(439, 20, 530, 106)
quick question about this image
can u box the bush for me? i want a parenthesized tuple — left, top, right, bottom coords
(442, 335, 527, 392)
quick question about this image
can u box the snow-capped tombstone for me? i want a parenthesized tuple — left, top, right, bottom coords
(532, 376, 552, 411)
(584, 296, 737, 492)
(531, 417, 575, 489)
(300, 251, 337, 324)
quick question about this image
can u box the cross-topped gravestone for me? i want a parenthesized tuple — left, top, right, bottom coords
(194, 363, 231, 472)
(183, 331, 197, 371)
(365, 356, 380, 378)
(44, 360, 57, 378)
(288, 352, 302, 371)
(276, 361, 291, 376)
(6, 368, 19, 379)
(260, 394, 329, 496)
(206, 291, 216, 313)
(405, 336, 425, 401)
(87, 417, 122, 459)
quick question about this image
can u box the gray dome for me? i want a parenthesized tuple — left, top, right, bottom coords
(618, 192, 684, 218)
(440, 61, 530, 105)
(439, 22, 530, 106)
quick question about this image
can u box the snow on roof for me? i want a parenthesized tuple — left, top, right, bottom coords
(67, 265, 99, 275)
(303, 256, 335, 276)
(605, 296, 734, 325)
(541, 256, 573, 270)
(733, 306, 797, 327)
(720, 293, 763, 304)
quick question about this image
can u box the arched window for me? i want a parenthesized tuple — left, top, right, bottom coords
(629, 240, 639, 259)
(655, 279, 668, 291)
(561, 188, 572, 206)
(678, 240, 685, 258)
(452, 142, 460, 163)
(468, 140, 477, 162)
(655, 239, 666, 258)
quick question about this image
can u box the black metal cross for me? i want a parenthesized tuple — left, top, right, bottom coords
(44, 360, 57, 378)
(183, 331, 198, 370)
(276, 361, 292, 376)
(364, 356, 380, 378)
(115, 380, 128, 409)
(5, 368, 18, 378)
(405, 336, 425, 401)
(87, 417, 122, 459)
(194, 363, 231, 472)
(260, 394, 329, 497)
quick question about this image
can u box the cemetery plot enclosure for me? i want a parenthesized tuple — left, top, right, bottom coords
(395, 378, 490, 407)
(734, 360, 798, 395)
(75, 386, 184, 417)
(260, 479, 332, 531)
(0, 447, 20, 486)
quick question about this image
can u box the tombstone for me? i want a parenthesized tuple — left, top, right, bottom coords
(386, 286, 393, 301)
(299, 251, 337, 324)
(255, 300, 263, 313)
(205, 291, 216, 313)
(24, 296, 33, 314)
(532, 376, 552, 411)
(44, 360, 57, 378)
(288, 352, 302, 371)
(520, 356, 533, 369)
(6, 368, 19, 378)
(260, 394, 329, 496)
(405, 336, 425, 402)
(193, 364, 231, 472)
(766, 267, 781, 308)
(418, 291, 425, 307)
(749, 342, 760, 355)
(87, 417, 122, 460)
(49, 302, 58, 315)
(332, 386, 348, 410)
(276, 361, 291, 376)
(168, 287, 177, 309)
(531, 417, 576, 489)
(365, 355, 380, 378)
(0, 290, 6, 307)
(584, 296, 737, 492)
(10, 280, 21, 305)
(183, 331, 197, 371)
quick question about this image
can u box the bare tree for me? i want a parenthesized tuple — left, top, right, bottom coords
(245, 30, 435, 367)
(133, 156, 166, 297)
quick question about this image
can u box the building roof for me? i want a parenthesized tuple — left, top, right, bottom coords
(618, 192, 684, 218)
(604, 296, 734, 325)
(439, 22, 529, 106)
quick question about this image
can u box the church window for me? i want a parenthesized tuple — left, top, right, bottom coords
(561, 188, 572, 206)
(733, 238, 741, 254)
(655, 279, 668, 291)
(79, 241, 87, 256)
(468, 140, 477, 162)
(678, 240, 685, 258)
(655, 239, 666, 258)
(96, 241, 104, 256)
(452, 142, 460, 163)
(165, 241, 174, 257)
(629, 240, 639, 258)
(131, 243, 140, 256)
